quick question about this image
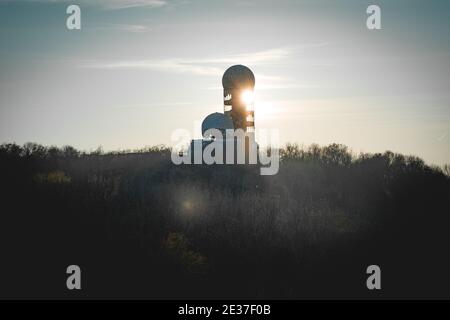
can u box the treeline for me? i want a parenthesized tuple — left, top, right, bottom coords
(0, 142, 170, 158)
(0, 142, 449, 299)
(1, 142, 448, 175)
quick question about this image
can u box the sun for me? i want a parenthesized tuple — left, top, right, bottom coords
(241, 89, 254, 105)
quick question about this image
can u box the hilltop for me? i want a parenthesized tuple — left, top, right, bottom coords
(0, 142, 449, 298)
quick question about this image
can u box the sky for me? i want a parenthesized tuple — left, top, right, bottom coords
(0, 0, 449, 165)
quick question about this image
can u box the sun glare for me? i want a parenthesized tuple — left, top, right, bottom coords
(241, 90, 254, 105)
(255, 101, 278, 120)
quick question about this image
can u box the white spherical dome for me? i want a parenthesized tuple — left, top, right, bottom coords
(202, 112, 234, 137)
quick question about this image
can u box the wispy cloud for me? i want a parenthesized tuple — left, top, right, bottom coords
(83, 59, 223, 76)
(85, 0, 167, 10)
(112, 101, 195, 110)
(1, 0, 167, 10)
(80, 46, 325, 90)
(188, 47, 293, 66)
(89, 23, 151, 33)
(81, 47, 294, 75)
(437, 130, 448, 142)
(79, 42, 330, 71)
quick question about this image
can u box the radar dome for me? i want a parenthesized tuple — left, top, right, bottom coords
(222, 65, 255, 90)
(202, 112, 234, 137)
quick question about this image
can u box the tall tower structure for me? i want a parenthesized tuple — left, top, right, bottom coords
(187, 65, 258, 164)
(222, 65, 255, 132)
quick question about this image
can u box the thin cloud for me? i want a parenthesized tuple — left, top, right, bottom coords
(84, 59, 223, 76)
(81, 47, 294, 75)
(89, 23, 151, 33)
(189, 47, 293, 66)
(80, 45, 326, 89)
(113, 102, 195, 110)
(437, 130, 448, 142)
(1, 0, 167, 10)
(88, 0, 166, 10)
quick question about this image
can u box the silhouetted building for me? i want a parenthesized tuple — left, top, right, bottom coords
(188, 65, 258, 164)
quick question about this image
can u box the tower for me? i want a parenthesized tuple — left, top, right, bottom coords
(187, 65, 258, 164)
(222, 65, 255, 132)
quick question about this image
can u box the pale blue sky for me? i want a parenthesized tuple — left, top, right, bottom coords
(0, 0, 449, 165)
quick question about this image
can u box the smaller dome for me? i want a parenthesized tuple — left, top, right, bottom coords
(222, 65, 255, 90)
(202, 112, 234, 137)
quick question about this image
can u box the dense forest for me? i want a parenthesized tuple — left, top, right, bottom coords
(0, 142, 449, 299)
